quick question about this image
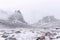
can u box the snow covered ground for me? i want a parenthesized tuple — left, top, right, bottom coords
(0, 28, 60, 40)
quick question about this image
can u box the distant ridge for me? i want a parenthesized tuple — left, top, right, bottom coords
(32, 16, 60, 29)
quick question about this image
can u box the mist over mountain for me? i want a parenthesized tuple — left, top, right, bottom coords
(0, 9, 60, 29)
(8, 10, 26, 23)
(0, 10, 32, 29)
(32, 16, 60, 29)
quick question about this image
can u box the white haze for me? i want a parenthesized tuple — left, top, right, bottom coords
(0, 0, 60, 24)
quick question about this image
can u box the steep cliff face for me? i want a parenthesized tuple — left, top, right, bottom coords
(8, 10, 26, 23)
(32, 16, 60, 28)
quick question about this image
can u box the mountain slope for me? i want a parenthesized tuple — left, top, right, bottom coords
(0, 10, 32, 29)
(32, 16, 60, 29)
(8, 10, 26, 23)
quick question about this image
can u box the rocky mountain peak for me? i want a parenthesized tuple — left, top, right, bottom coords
(32, 16, 60, 28)
(8, 10, 26, 23)
(15, 10, 21, 14)
(41, 16, 57, 23)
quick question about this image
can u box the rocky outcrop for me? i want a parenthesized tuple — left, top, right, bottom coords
(8, 10, 26, 23)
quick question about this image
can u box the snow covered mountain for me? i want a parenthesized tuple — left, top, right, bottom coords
(32, 16, 60, 29)
(0, 10, 32, 29)
(8, 10, 26, 24)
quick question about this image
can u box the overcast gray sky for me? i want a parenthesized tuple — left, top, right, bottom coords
(0, 0, 60, 24)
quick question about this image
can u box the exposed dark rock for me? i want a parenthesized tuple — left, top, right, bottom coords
(15, 31, 21, 34)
